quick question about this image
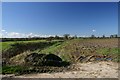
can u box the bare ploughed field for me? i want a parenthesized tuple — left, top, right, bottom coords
(2, 61, 118, 78)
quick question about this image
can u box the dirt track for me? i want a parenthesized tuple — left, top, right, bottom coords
(3, 61, 117, 78)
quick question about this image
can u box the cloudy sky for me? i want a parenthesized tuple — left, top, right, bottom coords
(1, 2, 118, 38)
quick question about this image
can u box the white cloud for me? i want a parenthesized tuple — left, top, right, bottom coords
(29, 33, 33, 35)
(92, 29, 96, 32)
(0, 29, 6, 32)
(1, 30, 56, 38)
(81, 35, 89, 37)
(39, 34, 55, 38)
(1, 30, 5, 32)
(6, 32, 26, 38)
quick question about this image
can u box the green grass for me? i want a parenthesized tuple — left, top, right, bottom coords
(0, 42, 14, 51)
(96, 48, 119, 55)
(0, 40, 51, 52)
(40, 41, 64, 54)
(40, 39, 77, 53)
(2, 65, 25, 74)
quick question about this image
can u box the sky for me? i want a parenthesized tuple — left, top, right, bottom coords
(1, 2, 118, 38)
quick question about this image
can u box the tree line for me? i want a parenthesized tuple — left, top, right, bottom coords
(1, 34, 119, 42)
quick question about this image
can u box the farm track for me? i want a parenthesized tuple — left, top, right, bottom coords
(2, 61, 119, 78)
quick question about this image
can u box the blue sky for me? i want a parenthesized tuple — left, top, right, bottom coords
(2, 2, 118, 38)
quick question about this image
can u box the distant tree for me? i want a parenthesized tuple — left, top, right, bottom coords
(114, 34, 118, 38)
(73, 35, 77, 39)
(47, 36, 54, 41)
(97, 36, 100, 38)
(91, 35, 95, 38)
(110, 35, 114, 38)
(55, 35, 60, 39)
(102, 35, 105, 38)
(110, 34, 118, 38)
(63, 34, 70, 40)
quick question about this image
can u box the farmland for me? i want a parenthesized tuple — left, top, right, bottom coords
(1, 38, 119, 78)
